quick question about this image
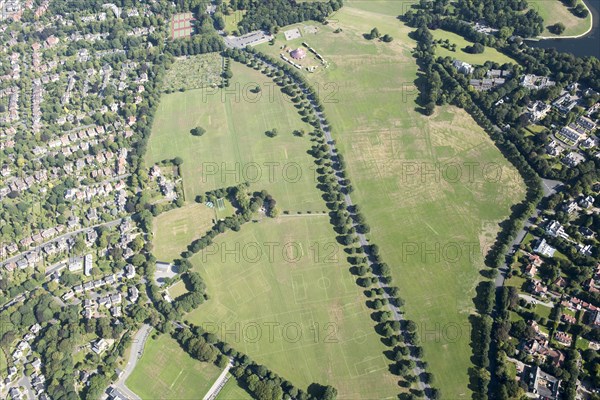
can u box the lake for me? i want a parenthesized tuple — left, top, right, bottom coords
(527, 0, 600, 58)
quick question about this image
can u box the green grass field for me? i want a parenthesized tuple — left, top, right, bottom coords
(528, 0, 592, 37)
(168, 280, 190, 299)
(146, 53, 401, 397)
(145, 62, 323, 213)
(223, 10, 245, 33)
(153, 203, 217, 262)
(505, 274, 527, 291)
(259, 2, 526, 397)
(431, 29, 517, 65)
(216, 377, 253, 400)
(127, 334, 223, 399)
(534, 303, 553, 320)
(186, 217, 401, 399)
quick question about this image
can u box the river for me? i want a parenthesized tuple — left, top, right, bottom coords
(527, 0, 600, 58)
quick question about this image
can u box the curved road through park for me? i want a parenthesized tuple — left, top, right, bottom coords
(112, 324, 153, 400)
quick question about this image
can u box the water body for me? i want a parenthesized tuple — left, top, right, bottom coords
(527, 0, 600, 58)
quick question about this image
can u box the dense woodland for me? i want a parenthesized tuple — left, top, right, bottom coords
(233, 0, 343, 35)
(453, 0, 544, 37)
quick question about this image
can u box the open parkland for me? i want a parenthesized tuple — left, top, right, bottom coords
(137, 0, 554, 399)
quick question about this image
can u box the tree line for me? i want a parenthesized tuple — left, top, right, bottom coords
(233, 0, 343, 35)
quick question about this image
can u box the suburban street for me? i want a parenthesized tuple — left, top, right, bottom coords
(494, 178, 562, 288)
(17, 373, 35, 400)
(1, 217, 123, 269)
(0, 293, 26, 311)
(111, 324, 153, 400)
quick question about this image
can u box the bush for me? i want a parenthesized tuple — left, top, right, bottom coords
(549, 23, 565, 34)
(465, 42, 484, 54)
(365, 27, 380, 40)
(191, 126, 206, 136)
(265, 128, 278, 138)
(573, 3, 589, 17)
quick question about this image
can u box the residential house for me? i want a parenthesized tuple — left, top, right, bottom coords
(576, 243, 593, 256)
(84, 253, 93, 276)
(578, 195, 595, 208)
(124, 264, 135, 279)
(129, 286, 139, 303)
(62, 291, 75, 301)
(533, 239, 556, 258)
(552, 92, 578, 115)
(91, 338, 109, 355)
(580, 226, 594, 238)
(527, 101, 551, 122)
(562, 201, 578, 214)
(591, 310, 600, 326)
(545, 220, 569, 239)
(561, 313, 577, 324)
(520, 74, 555, 90)
(525, 263, 538, 277)
(562, 152, 586, 167)
(452, 59, 474, 75)
(525, 366, 560, 400)
(554, 331, 572, 346)
(530, 279, 548, 296)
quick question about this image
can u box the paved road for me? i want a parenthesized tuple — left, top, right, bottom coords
(540, 178, 562, 197)
(17, 373, 35, 399)
(0, 293, 26, 311)
(112, 324, 153, 400)
(253, 54, 430, 394)
(1, 218, 123, 269)
(494, 221, 533, 288)
(203, 359, 234, 400)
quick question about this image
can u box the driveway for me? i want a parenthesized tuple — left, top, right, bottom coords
(518, 294, 554, 308)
